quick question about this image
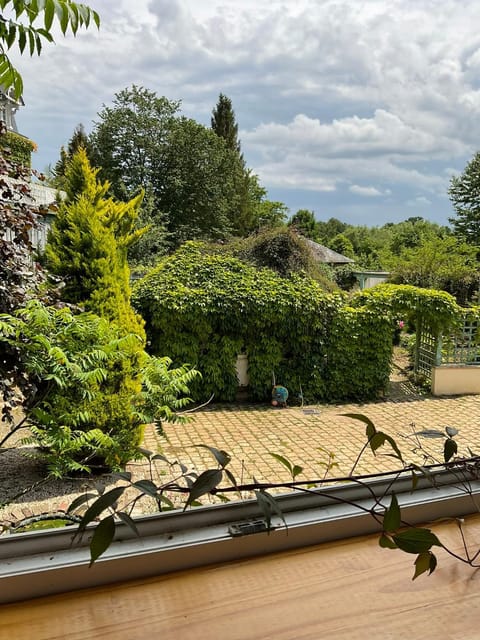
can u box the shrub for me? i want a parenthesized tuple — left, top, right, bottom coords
(133, 242, 369, 403)
(0, 301, 199, 476)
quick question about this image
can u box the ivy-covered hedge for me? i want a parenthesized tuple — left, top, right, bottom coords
(133, 242, 394, 403)
(325, 307, 393, 400)
(0, 131, 36, 167)
(351, 284, 461, 333)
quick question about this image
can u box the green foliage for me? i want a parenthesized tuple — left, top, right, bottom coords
(449, 152, 480, 245)
(45, 148, 146, 335)
(133, 242, 397, 403)
(0, 0, 100, 98)
(73, 412, 476, 582)
(161, 116, 246, 244)
(89, 85, 253, 253)
(137, 356, 201, 432)
(351, 284, 462, 334)
(233, 226, 336, 288)
(0, 130, 35, 165)
(0, 302, 145, 475)
(0, 301, 199, 475)
(384, 236, 479, 304)
(329, 233, 355, 259)
(288, 209, 319, 240)
(49, 123, 92, 189)
(326, 308, 393, 400)
(332, 263, 358, 291)
(211, 92, 241, 154)
(90, 85, 180, 200)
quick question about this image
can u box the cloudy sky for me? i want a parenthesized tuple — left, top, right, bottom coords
(10, 0, 480, 227)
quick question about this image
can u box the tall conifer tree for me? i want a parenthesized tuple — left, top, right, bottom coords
(211, 93, 242, 154)
(45, 148, 145, 337)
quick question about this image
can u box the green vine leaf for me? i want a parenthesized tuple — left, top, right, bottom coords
(413, 551, 437, 580)
(383, 493, 401, 533)
(379, 534, 398, 549)
(392, 528, 442, 554)
(444, 438, 458, 463)
(74, 486, 125, 538)
(184, 469, 223, 509)
(89, 515, 115, 566)
(254, 489, 287, 531)
(196, 444, 231, 468)
(341, 413, 376, 440)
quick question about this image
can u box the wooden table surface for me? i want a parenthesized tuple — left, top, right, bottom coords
(2, 516, 480, 639)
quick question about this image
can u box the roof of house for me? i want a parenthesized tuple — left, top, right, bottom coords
(303, 238, 355, 264)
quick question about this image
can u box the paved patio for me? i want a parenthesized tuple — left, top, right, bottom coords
(137, 376, 480, 507)
(2, 369, 480, 521)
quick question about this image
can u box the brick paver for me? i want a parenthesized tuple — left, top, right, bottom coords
(2, 373, 480, 519)
(140, 384, 480, 506)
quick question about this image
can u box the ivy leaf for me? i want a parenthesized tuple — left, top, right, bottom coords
(132, 479, 159, 499)
(184, 469, 223, 509)
(224, 468, 238, 489)
(383, 493, 401, 533)
(413, 552, 437, 580)
(414, 429, 445, 439)
(393, 528, 441, 554)
(292, 464, 303, 479)
(444, 438, 458, 463)
(116, 511, 140, 537)
(269, 452, 293, 475)
(368, 431, 404, 462)
(411, 463, 434, 487)
(89, 515, 115, 566)
(113, 471, 132, 482)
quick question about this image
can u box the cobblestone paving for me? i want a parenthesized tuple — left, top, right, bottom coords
(2, 371, 480, 520)
(141, 381, 480, 505)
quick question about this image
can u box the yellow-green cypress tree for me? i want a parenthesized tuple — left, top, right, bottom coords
(45, 148, 147, 464)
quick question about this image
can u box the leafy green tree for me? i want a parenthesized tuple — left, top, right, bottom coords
(90, 85, 253, 251)
(41, 150, 201, 472)
(235, 171, 288, 235)
(211, 93, 241, 154)
(449, 153, 480, 245)
(0, 0, 99, 97)
(288, 209, 318, 239)
(159, 116, 246, 244)
(90, 85, 180, 201)
(329, 233, 355, 259)
(316, 217, 348, 244)
(387, 217, 447, 256)
(387, 236, 479, 303)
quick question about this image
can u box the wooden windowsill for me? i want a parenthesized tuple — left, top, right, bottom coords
(2, 514, 480, 639)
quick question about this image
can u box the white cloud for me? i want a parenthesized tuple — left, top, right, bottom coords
(349, 185, 383, 197)
(407, 196, 433, 207)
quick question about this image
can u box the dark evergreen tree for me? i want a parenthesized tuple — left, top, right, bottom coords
(51, 123, 92, 189)
(288, 209, 318, 239)
(211, 93, 241, 154)
(449, 152, 480, 245)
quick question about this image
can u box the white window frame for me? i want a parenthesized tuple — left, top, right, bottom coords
(1, 467, 478, 604)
